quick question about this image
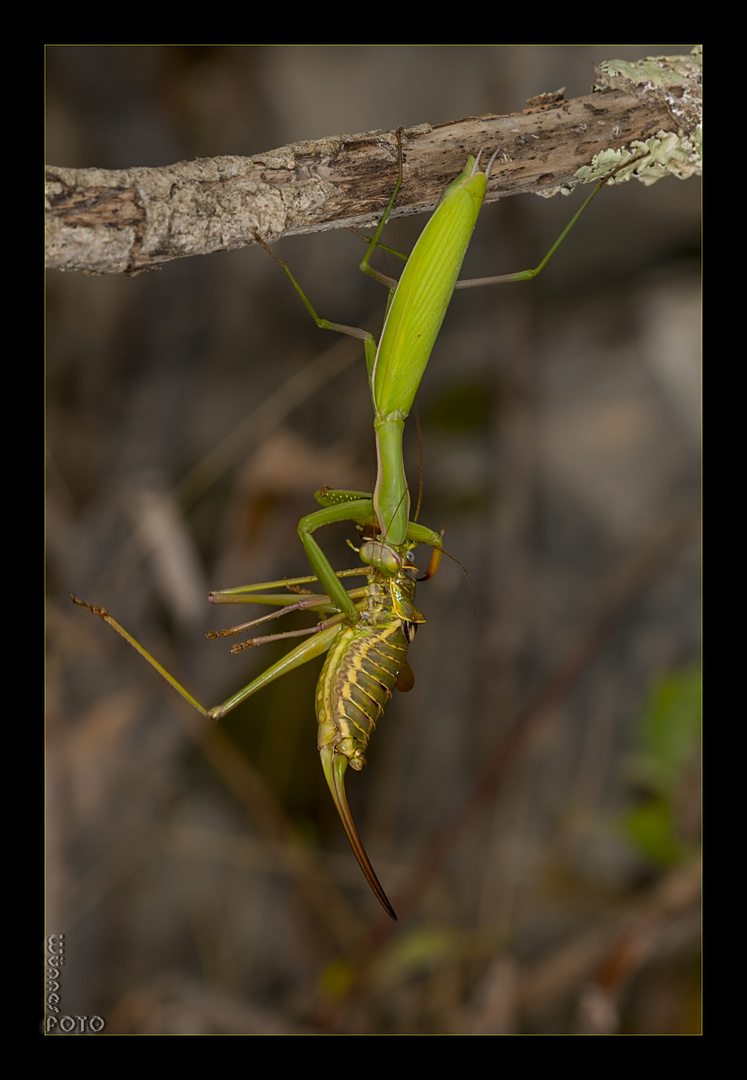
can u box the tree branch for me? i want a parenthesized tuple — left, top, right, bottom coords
(45, 49, 701, 276)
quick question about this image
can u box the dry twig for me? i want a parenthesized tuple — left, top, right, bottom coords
(45, 51, 701, 275)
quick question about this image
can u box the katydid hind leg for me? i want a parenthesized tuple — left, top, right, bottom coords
(70, 593, 341, 723)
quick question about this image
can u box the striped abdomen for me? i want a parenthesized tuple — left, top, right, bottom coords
(316, 618, 412, 771)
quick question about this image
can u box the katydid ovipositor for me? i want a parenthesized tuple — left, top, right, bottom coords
(74, 137, 627, 920)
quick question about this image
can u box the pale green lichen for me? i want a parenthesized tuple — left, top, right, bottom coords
(575, 131, 701, 190)
(597, 56, 692, 89)
(573, 47, 702, 190)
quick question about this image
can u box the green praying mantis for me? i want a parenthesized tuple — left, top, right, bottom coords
(73, 135, 631, 920)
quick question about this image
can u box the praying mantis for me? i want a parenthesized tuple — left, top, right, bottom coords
(72, 134, 631, 920)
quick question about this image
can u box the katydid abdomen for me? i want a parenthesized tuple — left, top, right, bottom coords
(316, 569, 420, 920)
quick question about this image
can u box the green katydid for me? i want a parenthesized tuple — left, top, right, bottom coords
(74, 136, 626, 920)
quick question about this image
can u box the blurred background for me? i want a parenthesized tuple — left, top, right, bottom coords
(46, 46, 700, 1034)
